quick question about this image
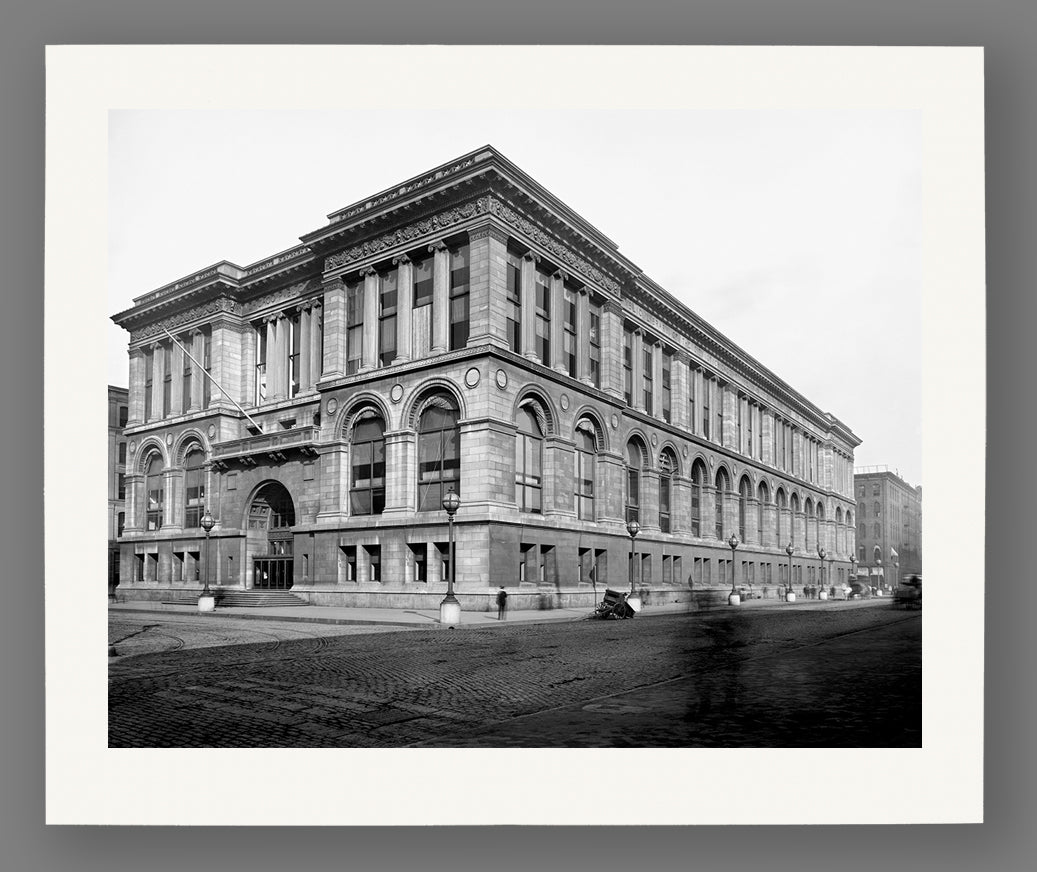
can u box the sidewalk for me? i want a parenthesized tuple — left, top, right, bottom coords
(108, 593, 875, 629)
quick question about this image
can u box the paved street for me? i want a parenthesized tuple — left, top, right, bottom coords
(108, 602, 920, 748)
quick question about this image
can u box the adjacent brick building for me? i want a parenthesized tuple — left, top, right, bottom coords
(853, 466, 922, 590)
(111, 146, 861, 610)
(108, 385, 129, 590)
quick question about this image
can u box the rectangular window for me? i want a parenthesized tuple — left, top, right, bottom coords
(378, 268, 398, 367)
(642, 346, 653, 414)
(366, 545, 381, 583)
(182, 339, 192, 410)
(162, 345, 171, 417)
(117, 512, 125, 537)
(563, 288, 577, 378)
(449, 244, 470, 350)
(346, 279, 364, 375)
(412, 253, 433, 357)
(506, 252, 522, 354)
(202, 329, 212, 407)
(255, 325, 267, 404)
(289, 311, 301, 395)
(118, 442, 127, 464)
(641, 554, 651, 587)
(439, 542, 453, 586)
(144, 350, 154, 420)
(702, 374, 710, 439)
(118, 405, 128, 427)
(117, 473, 126, 500)
(134, 553, 144, 582)
(661, 352, 671, 423)
(410, 544, 428, 583)
(662, 555, 672, 586)
(534, 267, 551, 364)
(588, 302, 601, 388)
(673, 556, 682, 586)
(623, 330, 634, 406)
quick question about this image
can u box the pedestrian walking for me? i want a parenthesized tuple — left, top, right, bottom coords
(496, 585, 508, 620)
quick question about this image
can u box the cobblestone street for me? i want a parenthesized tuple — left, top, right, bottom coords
(108, 602, 921, 748)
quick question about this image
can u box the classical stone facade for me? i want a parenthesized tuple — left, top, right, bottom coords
(853, 467, 922, 589)
(108, 385, 129, 589)
(111, 146, 860, 610)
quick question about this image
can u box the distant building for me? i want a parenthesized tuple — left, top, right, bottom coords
(108, 386, 129, 589)
(853, 466, 922, 589)
(110, 146, 860, 609)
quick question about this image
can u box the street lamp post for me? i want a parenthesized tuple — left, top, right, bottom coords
(626, 519, 641, 610)
(198, 508, 216, 612)
(785, 542, 795, 602)
(727, 533, 740, 605)
(440, 489, 462, 626)
(817, 545, 828, 600)
(849, 554, 857, 599)
(892, 556, 899, 595)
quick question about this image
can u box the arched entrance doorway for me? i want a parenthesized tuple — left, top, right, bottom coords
(247, 481, 297, 590)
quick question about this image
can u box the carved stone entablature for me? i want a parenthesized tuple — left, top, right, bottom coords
(325, 199, 490, 271)
(131, 297, 240, 343)
(485, 199, 623, 295)
(329, 157, 478, 223)
(134, 267, 222, 307)
(243, 279, 322, 316)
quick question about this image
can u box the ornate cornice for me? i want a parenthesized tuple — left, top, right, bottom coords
(130, 298, 239, 343)
(244, 245, 312, 276)
(243, 279, 321, 316)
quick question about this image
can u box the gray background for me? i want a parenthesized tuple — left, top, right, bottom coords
(2, 0, 1030, 868)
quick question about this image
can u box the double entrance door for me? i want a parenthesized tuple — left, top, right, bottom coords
(253, 533, 293, 590)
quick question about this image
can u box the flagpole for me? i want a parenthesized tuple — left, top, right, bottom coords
(162, 327, 263, 433)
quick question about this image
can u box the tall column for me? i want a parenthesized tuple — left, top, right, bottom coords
(722, 386, 738, 451)
(170, 339, 184, 416)
(701, 485, 717, 539)
(123, 473, 143, 532)
(672, 351, 689, 430)
(127, 349, 145, 425)
(724, 488, 740, 542)
(264, 317, 278, 401)
(310, 300, 323, 384)
(575, 289, 591, 384)
(763, 501, 778, 549)
(430, 242, 450, 354)
(149, 342, 163, 421)
(361, 267, 379, 371)
(162, 469, 183, 531)
(550, 270, 566, 372)
(520, 252, 538, 361)
(641, 469, 660, 531)
(321, 281, 347, 377)
(299, 305, 311, 391)
(393, 254, 413, 363)
(543, 437, 576, 517)
(466, 223, 510, 350)
(671, 475, 691, 533)
(315, 443, 350, 522)
(188, 330, 204, 411)
(601, 301, 625, 400)
(631, 330, 645, 411)
(595, 451, 627, 527)
(745, 497, 760, 547)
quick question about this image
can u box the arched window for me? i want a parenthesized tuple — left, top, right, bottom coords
(858, 545, 866, 562)
(874, 522, 881, 538)
(573, 419, 598, 521)
(626, 440, 645, 524)
(757, 481, 769, 543)
(690, 459, 707, 537)
(874, 501, 880, 515)
(715, 468, 730, 539)
(738, 476, 752, 540)
(859, 502, 866, 519)
(776, 488, 787, 545)
(515, 405, 544, 513)
(417, 395, 460, 512)
(145, 453, 164, 531)
(350, 414, 386, 515)
(874, 545, 881, 563)
(183, 448, 206, 528)
(659, 449, 677, 533)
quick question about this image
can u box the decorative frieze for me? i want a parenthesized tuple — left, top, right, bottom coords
(243, 279, 321, 316)
(131, 298, 239, 343)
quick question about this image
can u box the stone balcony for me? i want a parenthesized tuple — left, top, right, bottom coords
(211, 425, 321, 468)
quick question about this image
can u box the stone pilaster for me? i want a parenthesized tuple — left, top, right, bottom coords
(640, 468, 660, 531)
(393, 254, 413, 363)
(701, 485, 717, 539)
(381, 430, 416, 514)
(601, 301, 625, 400)
(321, 281, 347, 378)
(672, 351, 689, 431)
(653, 342, 665, 421)
(466, 223, 510, 350)
(543, 436, 576, 518)
(576, 289, 591, 384)
(520, 252, 538, 362)
(315, 442, 350, 522)
(149, 342, 163, 421)
(430, 242, 450, 354)
(162, 469, 184, 532)
(309, 300, 323, 384)
(299, 305, 312, 391)
(360, 267, 379, 371)
(596, 450, 627, 527)
(550, 271, 567, 373)
(124, 473, 143, 532)
(631, 329, 644, 411)
(672, 475, 691, 533)
(128, 349, 145, 425)
(188, 330, 204, 411)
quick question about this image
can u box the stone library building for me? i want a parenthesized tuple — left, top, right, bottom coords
(111, 146, 860, 610)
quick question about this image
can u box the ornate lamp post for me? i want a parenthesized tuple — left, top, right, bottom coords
(817, 545, 828, 600)
(626, 519, 641, 609)
(440, 489, 462, 626)
(198, 508, 216, 612)
(785, 542, 795, 602)
(849, 554, 857, 598)
(727, 533, 741, 605)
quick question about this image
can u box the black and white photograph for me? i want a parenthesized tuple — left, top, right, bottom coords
(46, 45, 984, 825)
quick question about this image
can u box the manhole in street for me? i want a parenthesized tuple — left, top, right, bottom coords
(581, 702, 648, 714)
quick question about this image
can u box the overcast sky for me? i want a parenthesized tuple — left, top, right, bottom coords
(109, 108, 922, 485)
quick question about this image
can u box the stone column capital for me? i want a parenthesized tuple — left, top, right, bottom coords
(392, 252, 412, 266)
